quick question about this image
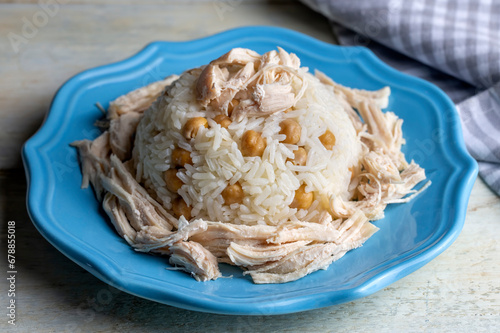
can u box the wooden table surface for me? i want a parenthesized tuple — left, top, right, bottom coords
(1, 1, 499, 332)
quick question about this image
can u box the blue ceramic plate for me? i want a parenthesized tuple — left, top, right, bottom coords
(23, 26, 477, 315)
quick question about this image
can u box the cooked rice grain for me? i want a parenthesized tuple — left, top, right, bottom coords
(133, 68, 362, 225)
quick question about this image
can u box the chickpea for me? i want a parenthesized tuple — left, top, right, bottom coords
(182, 117, 208, 139)
(279, 119, 301, 144)
(287, 147, 307, 166)
(227, 99, 240, 116)
(214, 114, 232, 129)
(171, 147, 192, 167)
(164, 169, 183, 193)
(172, 196, 192, 220)
(221, 182, 244, 205)
(319, 130, 336, 150)
(349, 166, 360, 181)
(290, 184, 314, 210)
(241, 130, 266, 157)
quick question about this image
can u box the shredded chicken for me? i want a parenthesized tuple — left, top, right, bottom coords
(108, 75, 179, 119)
(72, 49, 429, 284)
(227, 241, 312, 267)
(330, 161, 427, 220)
(109, 111, 142, 161)
(196, 47, 306, 121)
(166, 241, 221, 282)
(357, 101, 408, 170)
(315, 70, 390, 109)
(70, 132, 110, 200)
(101, 155, 176, 238)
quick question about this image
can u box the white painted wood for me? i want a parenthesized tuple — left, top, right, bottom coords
(0, 1, 499, 332)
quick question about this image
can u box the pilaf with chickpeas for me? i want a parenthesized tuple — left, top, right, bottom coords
(72, 48, 429, 284)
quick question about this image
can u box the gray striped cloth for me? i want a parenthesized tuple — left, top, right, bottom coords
(301, 0, 500, 195)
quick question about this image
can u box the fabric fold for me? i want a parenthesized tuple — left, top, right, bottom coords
(301, 0, 500, 195)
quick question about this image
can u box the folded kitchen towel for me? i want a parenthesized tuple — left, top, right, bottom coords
(301, 0, 500, 195)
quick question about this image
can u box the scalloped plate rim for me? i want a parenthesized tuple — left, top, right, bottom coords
(22, 26, 477, 315)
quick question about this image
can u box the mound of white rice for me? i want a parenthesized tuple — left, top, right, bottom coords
(133, 61, 363, 226)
